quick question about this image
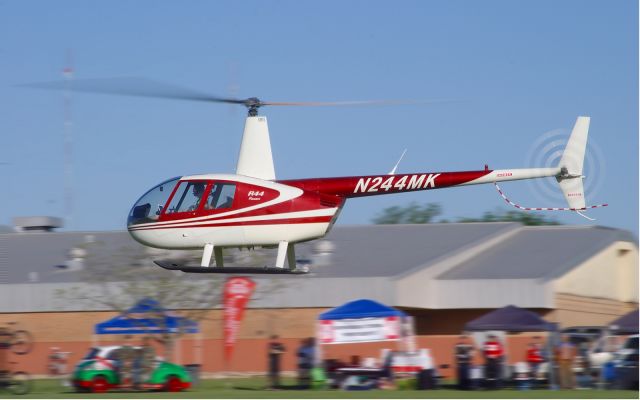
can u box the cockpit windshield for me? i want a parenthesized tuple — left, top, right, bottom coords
(127, 177, 180, 227)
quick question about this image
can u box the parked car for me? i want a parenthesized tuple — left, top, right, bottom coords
(615, 335, 639, 390)
(561, 326, 622, 369)
(71, 346, 191, 393)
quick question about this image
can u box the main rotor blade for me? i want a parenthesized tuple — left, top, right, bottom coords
(22, 76, 454, 109)
(261, 99, 454, 107)
(21, 77, 244, 104)
(263, 100, 412, 106)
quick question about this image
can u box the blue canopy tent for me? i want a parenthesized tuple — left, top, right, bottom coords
(317, 299, 416, 366)
(319, 299, 408, 321)
(93, 298, 201, 365)
(608, 309, 639, 335)
(95, 298, 199, 335)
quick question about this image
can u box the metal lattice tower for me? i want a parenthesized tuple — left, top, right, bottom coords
(62, 50, 74, 228)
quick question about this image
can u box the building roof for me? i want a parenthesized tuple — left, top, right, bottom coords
(0, 222, 636, 312)
(300, 222, 518, 278)
(0, 222, 521, 284)
(2, 231, 136, 284)
(437, 225, 637, 280)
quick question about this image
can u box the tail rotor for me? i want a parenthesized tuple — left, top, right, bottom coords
(501, 116, 608, 220)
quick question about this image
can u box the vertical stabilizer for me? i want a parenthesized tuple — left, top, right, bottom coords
(236, 116, 276, 180)
(557, 116, 590, 210)
(559, 116, 589, 176)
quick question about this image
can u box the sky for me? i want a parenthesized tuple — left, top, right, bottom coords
(1, 0, 638, 236)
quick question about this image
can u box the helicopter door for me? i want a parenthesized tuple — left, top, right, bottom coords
(163, 180, 209, 216)
(201, 182, 245, 247)
(204, 183, 236, 212)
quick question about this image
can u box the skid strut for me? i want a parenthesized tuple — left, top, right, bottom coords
(154, 241, 307, 274)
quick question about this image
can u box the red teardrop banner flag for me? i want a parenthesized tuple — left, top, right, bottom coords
(223, 277, 256, 363)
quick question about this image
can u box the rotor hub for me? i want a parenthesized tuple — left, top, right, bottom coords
(245, 97, 262, 116)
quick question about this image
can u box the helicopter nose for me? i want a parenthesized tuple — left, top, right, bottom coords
(128, 225, 189, 250)
(127, 227, 158, 248)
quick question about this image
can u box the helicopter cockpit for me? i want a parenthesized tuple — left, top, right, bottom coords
(127, 178, 238, 227)
(127, 177, 181, 227)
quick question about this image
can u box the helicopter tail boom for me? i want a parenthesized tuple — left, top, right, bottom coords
(292, 117, 600, 212)
(290, 167, 560, 200)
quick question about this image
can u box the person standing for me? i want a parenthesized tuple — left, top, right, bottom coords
(454, 336, 474, 390)
(296, 338, 315, 389)
(118, 335, 136, 387)
(267, 335, 285, 389)
(555, 335, 576, 389)
(133, 336, 155, 390)
(526, 342, 544, 380)
(482, 334, 504, 389)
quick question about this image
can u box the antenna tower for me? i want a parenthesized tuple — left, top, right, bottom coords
(63, 50, 74, 228)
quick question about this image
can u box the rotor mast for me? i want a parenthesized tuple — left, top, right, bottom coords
(236, 114, 275, 180)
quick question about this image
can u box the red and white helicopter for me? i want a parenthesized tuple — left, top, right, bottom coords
(30, 78, 606, 274)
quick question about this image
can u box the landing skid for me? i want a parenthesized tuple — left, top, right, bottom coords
(154, 260, 309, 274)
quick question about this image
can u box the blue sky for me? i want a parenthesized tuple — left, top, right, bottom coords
(1, 0, 637, 235)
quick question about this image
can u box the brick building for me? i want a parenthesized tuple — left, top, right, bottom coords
(0, 220, 637, 377)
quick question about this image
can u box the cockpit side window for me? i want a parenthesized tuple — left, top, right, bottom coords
(165, 181, 208, 214)
(127, 177, 180, 227)
(206, 183, 236, 210)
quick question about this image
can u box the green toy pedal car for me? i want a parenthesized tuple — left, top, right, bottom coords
(71, 346, 191, 393)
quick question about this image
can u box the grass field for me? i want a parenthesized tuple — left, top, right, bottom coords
(1, 378, 637, 399)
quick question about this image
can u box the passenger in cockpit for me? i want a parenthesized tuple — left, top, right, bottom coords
(207, 185, 223, 210)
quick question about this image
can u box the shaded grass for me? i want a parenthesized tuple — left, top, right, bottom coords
(1, 377, 637, 399)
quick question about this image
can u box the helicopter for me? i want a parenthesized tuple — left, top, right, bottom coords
(28, 78, 606, 274)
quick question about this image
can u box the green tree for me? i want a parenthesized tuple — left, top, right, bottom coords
(372, 203, 560, 226)
(456, 209, 560, 226)
(55, 240, 286, 360)
(372, 202, 442, 224)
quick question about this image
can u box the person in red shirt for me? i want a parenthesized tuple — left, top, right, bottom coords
(526, 342, 544, 379)
(483, 334, 504, 389)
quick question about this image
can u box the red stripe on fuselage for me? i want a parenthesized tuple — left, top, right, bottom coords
(153, 189, 342, 227)
(129, 216, 333, 231)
